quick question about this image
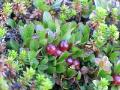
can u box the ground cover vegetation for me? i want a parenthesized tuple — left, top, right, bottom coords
(0, 0, 120, 90)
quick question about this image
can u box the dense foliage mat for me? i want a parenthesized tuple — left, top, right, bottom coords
(0, 0, 120, 90)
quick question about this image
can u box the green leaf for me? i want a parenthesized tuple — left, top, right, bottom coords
(109, 52, 119, 61)
(55, 19, 61, 35)
(43, 11, 52, 23)
(52, 0, 62, 9)
(37, 56, 49, 71)
(48, 21, 56, 31)
(84, 54, 95, 62)
(20, 23, 34, 46)
(43, 11, 55, 30)
(66, 68, 77, 77)
(18, 20, 24, 26)
(58, 51, 70, 63)
(48, 56, 56, 61)
(30, 38, 39, 51)
(80, 86, 86, 90)
(37, 31, 46, 39)
(98, 69, 107, 77)
(114, 64, 120, 74)
(98, 69, 110, 79)
(71, 46, 80, 53)
(33, 0, 50, 11)
(37, 31, 47, 46)
(40, 57, 48, 65)
(111, 86, 118, 90)
(62, 80, 69, 89)
(30, 58, 39, 69)
(76, 71, 81, 80)
(38, 64, 48, 71)
(94, 0, 108, 9)
(103, 44, 114, 54)
(56, 63, 66, 73)
(79, 24, 90, 44)
(0, 27, 6, 38)
(28, 51, 37, 60)
(52, 58, 57, 66)
(39, 39, 47, 46)
(69, 34, 76, 44)
(9, 39, 19, 50)
(6, 19, 16, 28)
(60, 22, 77, 40)
(47, 66, 56, 74)
(71, 46, 84, 58)
(105, 75, 113, 81)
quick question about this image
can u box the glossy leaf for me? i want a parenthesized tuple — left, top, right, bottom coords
(66, 68, 77, 77)
(56, 63, 66, 73)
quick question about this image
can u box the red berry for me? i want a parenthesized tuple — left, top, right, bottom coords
(46, 44, 57, 55)
(112, 75, 120, 85)
(66, 57, 73, 65)
(73, 59, 80, 70)
(73, 59, 80, 66)
(59, 40, 69, 52)
(53, 49, 62, 57)
(75, 65, 80, 70)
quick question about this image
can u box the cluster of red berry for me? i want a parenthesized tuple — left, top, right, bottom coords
(46, 40, 69, 57)
(66, 57, 80, 70)
(46, 40, 80, 70)
(112, 75, 120, 85)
